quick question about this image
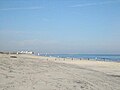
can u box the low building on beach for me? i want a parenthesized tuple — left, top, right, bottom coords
(17, 51, 34, 54)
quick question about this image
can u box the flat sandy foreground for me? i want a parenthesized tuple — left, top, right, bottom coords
(0, 54, 120, 90)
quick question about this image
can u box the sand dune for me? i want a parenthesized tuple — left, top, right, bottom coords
(0, 54, 120, 90)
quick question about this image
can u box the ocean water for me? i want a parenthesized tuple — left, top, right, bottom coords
(40, 54, 120, 62)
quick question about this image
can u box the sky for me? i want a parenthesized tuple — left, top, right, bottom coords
(0, 0, 120, 54)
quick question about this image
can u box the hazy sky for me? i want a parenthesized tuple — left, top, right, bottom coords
(0, 0, 120, 54)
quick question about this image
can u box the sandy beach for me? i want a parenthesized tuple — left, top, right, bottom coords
(0, 54, 120, 90)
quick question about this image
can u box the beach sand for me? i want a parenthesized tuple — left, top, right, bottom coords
(0, 54, 120, 90)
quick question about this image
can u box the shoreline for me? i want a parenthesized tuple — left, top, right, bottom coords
(38, 54, 120, 63)
(37, 53, 120, 62)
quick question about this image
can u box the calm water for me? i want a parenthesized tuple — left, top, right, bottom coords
(40, 54, 120, 62)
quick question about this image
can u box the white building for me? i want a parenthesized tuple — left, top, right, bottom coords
(17, 51, 34, 54)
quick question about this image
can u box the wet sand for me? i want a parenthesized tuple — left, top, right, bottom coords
(0, 54, 120, 90)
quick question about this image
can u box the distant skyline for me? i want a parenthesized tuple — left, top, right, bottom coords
(0, 0, 120, 54)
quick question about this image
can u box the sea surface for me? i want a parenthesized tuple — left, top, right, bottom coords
(40, 54, 120, 62)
